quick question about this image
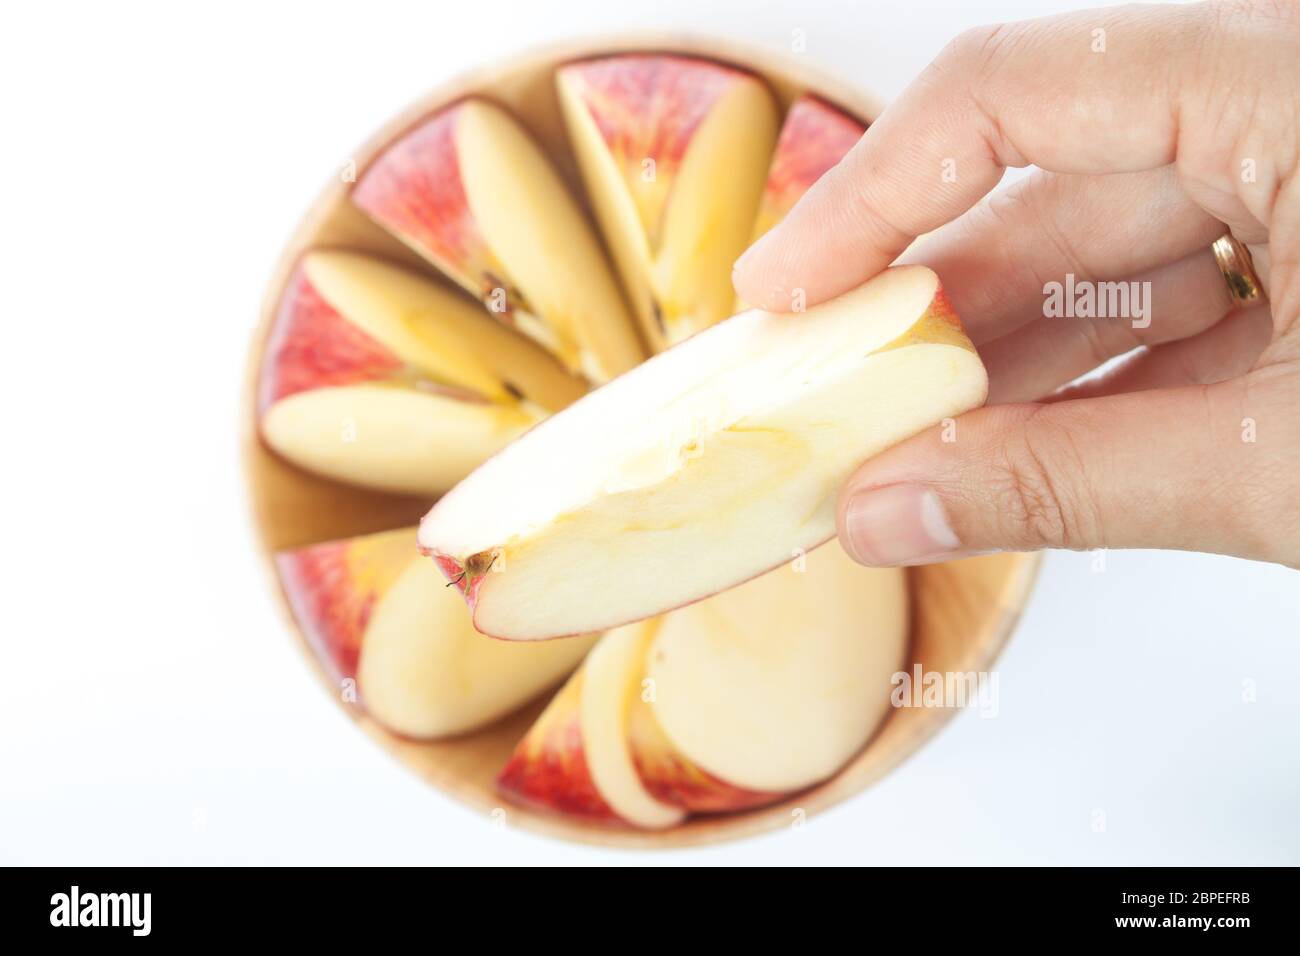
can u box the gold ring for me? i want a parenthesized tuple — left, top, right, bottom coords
(1212, 234, 1264, 307)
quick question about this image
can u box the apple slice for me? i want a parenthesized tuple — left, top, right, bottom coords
(556, 55, 779, 349)
(626, 665, 777, 814)
(259, 251, 584, 496)
(352, 98, 644, 382)
(624, 642, 774, 816)
(495, 670, 615, 822)
(499, 547, 907, 825)
(577, 624, 686, 828)
(277, 528, 594, 739)
(420, 265, 986, 640)
(276, 526, 414, 681)
(496, 624, 684, 828)
(633, 546, 907, 805)
(290, 250, 587, 410)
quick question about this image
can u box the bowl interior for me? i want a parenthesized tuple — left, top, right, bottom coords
(243, 35, 1040, 849)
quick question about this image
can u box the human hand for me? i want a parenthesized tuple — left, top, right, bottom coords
(732, 0, 1300, 569)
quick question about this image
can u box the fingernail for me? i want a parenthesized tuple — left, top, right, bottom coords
(843, 484, 960, 566)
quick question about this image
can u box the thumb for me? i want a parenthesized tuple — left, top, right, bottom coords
(835, 380, 1287, 566)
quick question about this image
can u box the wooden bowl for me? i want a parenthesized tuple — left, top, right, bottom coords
(243, 34, 1042, 849)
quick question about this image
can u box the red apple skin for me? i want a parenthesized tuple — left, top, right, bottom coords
(627, 700, 779, 814)
(634, 758, 779, 815)
(557, 54, 748, 242)
(495, 674, 617, 822)
(351, 104, 502, 300)
(560, 54, 735, 161)
(752, 94, 866, 240)
(276, 540, 376, 682)
(257, 262, 403, 416)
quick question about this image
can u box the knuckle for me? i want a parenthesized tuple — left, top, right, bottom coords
(997, 447, 1069, 549)
(933, 27, 984, 73)
(993, 408, 1104, 549)
(932, 22, 1020, 119)
(938, 22, 1017, 76)
(926, 22, 1032, 168)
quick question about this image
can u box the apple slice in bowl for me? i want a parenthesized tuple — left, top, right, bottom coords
(557, 54, 779, 348)
(258, 250, 585, 497)
(353, 98, 645, 383)
(277, 527, 595, 739)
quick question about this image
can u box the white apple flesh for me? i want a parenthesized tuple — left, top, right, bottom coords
(264, 385, 537, 498)
(579, 623, 686, 829)
(419, 265, 986, 640)
(641, 545, 907, 794)
(357, 552, 594, 738)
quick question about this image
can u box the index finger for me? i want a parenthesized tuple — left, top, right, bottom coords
(731, 3, 1209, 311)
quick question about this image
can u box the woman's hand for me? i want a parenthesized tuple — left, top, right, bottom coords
(732, 0, 1300, 568)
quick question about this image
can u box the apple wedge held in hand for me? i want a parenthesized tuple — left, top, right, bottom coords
(420, 265, 987, 640)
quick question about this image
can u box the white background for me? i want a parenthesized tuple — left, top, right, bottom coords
(2, 0, 1297, 865)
